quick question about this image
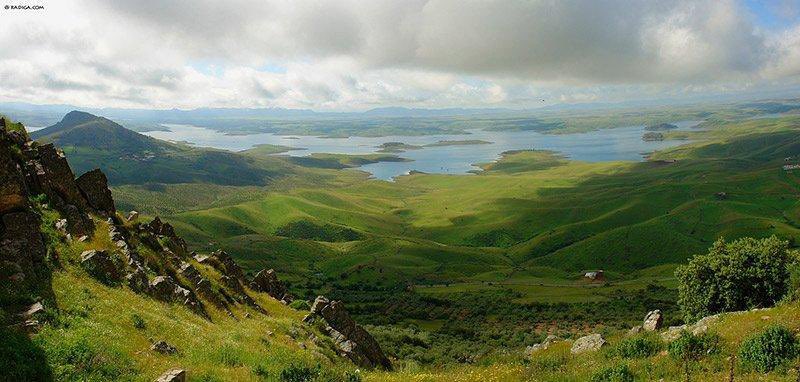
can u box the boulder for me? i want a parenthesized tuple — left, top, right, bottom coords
(526, 335, 559, 355)
(126, 210, 139, 222)
(156, 368, 186, 382)
(150, 340, 177, 355)
(149, 276, 180, 301)
(570, 334, 606, 354)
(75, 169, 115, 215)
(643, 309, 663, 331)
(250, 268, 287, 300)
(80, 250, 120, 282)
(310, 295, 392, 370)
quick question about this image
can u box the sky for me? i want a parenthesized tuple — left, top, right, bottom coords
(1, 0, 799, 111)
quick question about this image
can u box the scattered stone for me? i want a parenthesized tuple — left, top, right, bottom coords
(54, 219, 68, 233)
(155, 368, 186, 382)
(126, 210, 139, 222)
(660, 325, 688, 342)
(77, 235, 88, 242)
(80, 250, 120, 282)
(643, 310, 663, 331)
(20, 302, 46, 319)
(526, 335, 559, 355)
(151, 340, 177, 355)
(570, 333, 606, 354)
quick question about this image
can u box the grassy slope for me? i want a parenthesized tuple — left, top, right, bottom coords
(15, 208, 358, 382)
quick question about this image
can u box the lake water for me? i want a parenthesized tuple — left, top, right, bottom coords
(144, 121, 701, 180)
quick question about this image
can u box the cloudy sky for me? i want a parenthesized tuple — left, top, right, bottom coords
(1, 0, 800, 110)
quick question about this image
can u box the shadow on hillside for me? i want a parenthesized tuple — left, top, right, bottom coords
(0, 325, 53, 381)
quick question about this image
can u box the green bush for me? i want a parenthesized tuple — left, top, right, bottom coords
(216, 344, 244, 367)
(589, 363, 635, 382)
(738, 325, 798, 373)
(131, 314, 145, 330)
(280, 364, 319, 382)
(668, 331, 721, 361)
(609, 334, 663, 359)
(676, 236, 792, 322)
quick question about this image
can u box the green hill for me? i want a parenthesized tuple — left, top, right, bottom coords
(31, 111, 298, 187)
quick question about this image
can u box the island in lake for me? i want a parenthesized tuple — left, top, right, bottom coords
(425, 139, 493, 147)
(642, 132, 665, 141)
(376, 142, 424, 153)
(644, 123, 678, 131)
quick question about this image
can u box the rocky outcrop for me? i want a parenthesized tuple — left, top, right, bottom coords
(141, 217, 187, 253)
(643, 309, 663, 331)
(75, 169, 115, 215)
(570, 333, 606, 354)
(80, 250, 120, 283)
(208, 250, 244, 280)
(250, 268, 288, 301)
(149, 275, 206, 316)
(308, 296, 392, 370)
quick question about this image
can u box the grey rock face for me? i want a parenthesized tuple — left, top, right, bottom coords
(75, 169, 115, 215)
(570, 333, 606, 354)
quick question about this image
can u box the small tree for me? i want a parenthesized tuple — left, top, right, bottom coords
(676, 236, 792, 322)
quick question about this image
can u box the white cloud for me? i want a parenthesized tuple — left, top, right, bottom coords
(0, 0, 798, 109)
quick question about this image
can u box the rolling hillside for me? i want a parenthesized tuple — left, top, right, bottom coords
(29, 111, 299, 187)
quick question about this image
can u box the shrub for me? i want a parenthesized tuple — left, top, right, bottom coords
(280, 364, 319, 382)
(589, 363, 635, 382)
(609, 334, 663, 359)
(676, 236, 791, 322)
(738, 325, 798, 373)
(668, 331, 721, 361)
(216, 344, 244, 367)
(289, 300, 311, 311)
(131, 314, 145, 330)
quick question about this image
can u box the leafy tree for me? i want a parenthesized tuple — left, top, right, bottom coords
(676, 236, 792, 322)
